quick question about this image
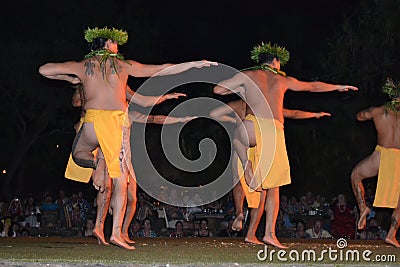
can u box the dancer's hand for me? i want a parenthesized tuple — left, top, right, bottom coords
(315, 112, 331, 118)
(165, 92, 187, 100)
(338, 85, 358, 92)
(192, 60, 218, 68)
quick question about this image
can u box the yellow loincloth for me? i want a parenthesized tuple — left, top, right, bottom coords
(238, 114, 291, 202)
(373, 145, 400, 208)
(65, 118, 93, 183)
(238, 173, 261, 208)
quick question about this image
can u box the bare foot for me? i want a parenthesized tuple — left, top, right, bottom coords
(92, 228, 109, 245)
(245, 236, 263, 245)
(385, 237, 400, 247)
(122, 234, 136, 244)
(110, 236, 135, 250)
(244, 160, 255, 188)
(232, 213, 244, 231)
(262, 236, 288, 249)
(358, 207, 370, 230)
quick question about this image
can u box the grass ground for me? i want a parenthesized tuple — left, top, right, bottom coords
(0, 237, 399, 266)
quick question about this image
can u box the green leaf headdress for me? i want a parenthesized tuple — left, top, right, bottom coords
(250, 41, 290, 66)
(382, 77, 400, 112)
(84, 26, 128, 45)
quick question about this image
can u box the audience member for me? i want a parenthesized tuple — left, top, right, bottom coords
(293, 220, 309, 238)
(83, 219, 95, 237)
(39, 193, 59, 229)
(7, 196, 23, 221)
(169, 221, 186, 238)
(135, 193, 154, 222)
(139, 217, 157, 237)
(193, 218, 213, 237)
(329, 193, 356, 239)
(129, 219, 141, 239)
(306, 219, 333, 239)
(23, 194, 41, 228)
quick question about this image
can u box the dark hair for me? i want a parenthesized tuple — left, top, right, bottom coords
(200, 218, 208, 224)
(89, 37, 108, 51)
(132, 219, 141, 225)
(142, 217, 152, 225)
(259, 53, 278, 65)
(175, 221, 183, 228)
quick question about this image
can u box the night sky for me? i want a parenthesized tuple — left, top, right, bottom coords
(0, 0, 385, 202)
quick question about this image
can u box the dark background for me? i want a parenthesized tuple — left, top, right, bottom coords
(0, 0, 399, 203)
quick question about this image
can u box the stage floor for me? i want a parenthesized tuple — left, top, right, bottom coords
(0, 237, 398, 266)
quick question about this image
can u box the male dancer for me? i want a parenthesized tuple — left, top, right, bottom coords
(351, 78, 400, 247)
(39, 26, 215, 249)
(68, 84, 195, 247)
(213, 41, 357, 248)
(210, 99, 330, 244)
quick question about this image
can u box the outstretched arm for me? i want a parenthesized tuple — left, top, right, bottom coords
(209, 100, 245, 123)
(356, 107, 374, 121)
(128, 110, 197, 125)
(126, 60, 217, 78)
(283, 109, 331, 119)
(214, 73, 247, 96)
(285, 76, 358, 92)
(126, 86, 187, 107)
(38, 61, 82, 84)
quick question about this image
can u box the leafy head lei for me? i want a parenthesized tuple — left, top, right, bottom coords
(84, 26, 128, 45)
(382, 77, 400, 112)
(250, 41, 290, 67)
(83, 26, 130, 78)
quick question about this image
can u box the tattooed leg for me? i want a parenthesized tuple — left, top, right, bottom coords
(351, 171, 369, 230)
(92, 169, 112, 245)
(71, 122, 99, 169)
(350, 151, 380, 230)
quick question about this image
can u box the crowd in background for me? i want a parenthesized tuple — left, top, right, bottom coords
(0, 181, 393, 241)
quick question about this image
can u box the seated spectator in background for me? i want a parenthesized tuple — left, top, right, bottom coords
(329, 193, 356, 239)
(70, 203, 82, 228)
(218, 218, 241, 237)
(129, 219, 141, 239)
(293, 220, 310, 238)
(8, 222, 20, 237)
(367, 217, 387, 240)
(135, 193, 154, 222)
(83, 218, 95, 237)
(169, 221, 186, 238)
(139, 217, 157, 237)
(0, 218, 11, 237)
(193, 218, 213, 237)
(287, 196, 300, 217)
(23, 195, 41, 228)
(7, 196, 23, 221)
(299, 195, 311, 213)
(55, 189, 70, 229)
(39, 193, 59, 229)
(306, 219, 332, 239)
(77, 191, 90, 223)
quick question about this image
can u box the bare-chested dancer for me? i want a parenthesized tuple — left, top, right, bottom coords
(210, 99, 330, 244)
(213, 41, 357, 248)
(39, 26, 215, 249)
(351, 78, 400, 247)
(71, 85, 194, 247)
